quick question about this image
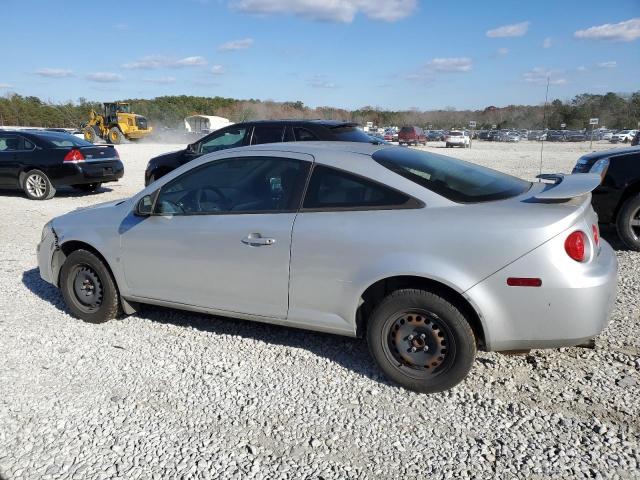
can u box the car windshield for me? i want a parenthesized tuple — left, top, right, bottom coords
(449, 132, 462, 136)
(373, 147, 531, 203)
(330, 126, 377, 143)
(38, 133, 93, 147)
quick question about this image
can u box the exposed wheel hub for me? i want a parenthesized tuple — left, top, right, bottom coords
(72, 267, 103, 308)
(389, 312, 448, 370)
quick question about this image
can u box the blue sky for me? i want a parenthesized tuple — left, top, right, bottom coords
(2, 0, 639, 110)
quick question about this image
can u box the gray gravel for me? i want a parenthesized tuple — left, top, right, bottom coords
(0, 141, 639, 479)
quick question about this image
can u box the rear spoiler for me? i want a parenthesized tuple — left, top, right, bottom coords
(533, 173, 602, 200)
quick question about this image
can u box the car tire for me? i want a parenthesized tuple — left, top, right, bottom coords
(23, 170, 56, 200)
(108, 127, 124, 145)
(60, 249, 121, 323)
(616, 194, 640, 251)
(72, 182, 102, 192)
(367, 288, 476, 393)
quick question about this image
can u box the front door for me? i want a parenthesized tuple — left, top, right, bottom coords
(121, 153, 312, 319)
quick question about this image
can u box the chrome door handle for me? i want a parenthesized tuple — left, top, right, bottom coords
(242, 234, 276, 246)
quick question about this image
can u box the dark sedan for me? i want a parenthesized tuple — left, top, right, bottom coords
(573, 146, 640, 250)
(0, 130, 123, 200)
(145, 120, 375, 185)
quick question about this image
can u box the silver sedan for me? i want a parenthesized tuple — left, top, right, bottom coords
(37, 143, 618, 393)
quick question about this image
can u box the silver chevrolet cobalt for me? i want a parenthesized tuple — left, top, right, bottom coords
(38, 143, 617, 393)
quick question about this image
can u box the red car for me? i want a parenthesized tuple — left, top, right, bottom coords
(398, 126, 427, 146)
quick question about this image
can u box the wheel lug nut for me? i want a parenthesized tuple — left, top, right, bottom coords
(407, 334, 414, 341)
(410, 347, 417, 352)
(420, 333, 426, 339)
(423, 346, 429, 352)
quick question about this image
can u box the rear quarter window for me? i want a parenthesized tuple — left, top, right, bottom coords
(373, 148, 531, 203)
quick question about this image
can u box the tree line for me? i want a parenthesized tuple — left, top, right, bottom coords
(1, 91, 638, 131)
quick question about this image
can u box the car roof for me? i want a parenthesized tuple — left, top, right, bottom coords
(204, 140, 385, 159)
(580, 146, 640, 160)
(236, 119, 358, 128)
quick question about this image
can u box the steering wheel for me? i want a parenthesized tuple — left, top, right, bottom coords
(196, 186, 230, 211)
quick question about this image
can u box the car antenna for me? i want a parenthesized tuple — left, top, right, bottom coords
(538, 76, 550, 180)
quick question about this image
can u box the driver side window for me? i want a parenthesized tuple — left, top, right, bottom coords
(199, 127, 247, 154)
(155, 156, 310, 215)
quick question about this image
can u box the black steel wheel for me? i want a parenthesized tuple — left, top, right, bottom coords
(60, 249, 121, 323)
(367, 289, 476, 393)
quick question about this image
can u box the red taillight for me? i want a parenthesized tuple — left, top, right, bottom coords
(592, 224, 599, 246)
(565, 231, 586, 262)
(507, 277, 542, 287)
(63, 149, 85, 162)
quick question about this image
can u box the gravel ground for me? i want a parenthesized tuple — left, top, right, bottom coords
(0, 140, 638, 480)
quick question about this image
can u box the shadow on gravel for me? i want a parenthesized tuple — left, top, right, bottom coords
(599, 225, 628, 252)
(22, 268, 69, 314)
(0, 186, 113, 199)
(21, 268, 388, 386)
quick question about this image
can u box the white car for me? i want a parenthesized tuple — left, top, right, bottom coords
(611, 130, 638, 143)
(445, 131, 470, 148)
(601, 131, 613, 141)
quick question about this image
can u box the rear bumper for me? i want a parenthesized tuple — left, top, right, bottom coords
(49, 160, 124, 186)
(465, 238, 618, 351)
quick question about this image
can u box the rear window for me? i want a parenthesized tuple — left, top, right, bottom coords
(400, 127, 413, 133)
(37, 133, 92, 147)
(329, 126, 374, 143)
(373, 148, 531, 203)
(448, 131, 462, 136)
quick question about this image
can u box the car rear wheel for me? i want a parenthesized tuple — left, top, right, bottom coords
(72, 182, 102, 192)
(616, 194, 640, 251)
(60, 249, 121, 323)
(23, 170, 56, 200)
(367, 289, 476, 393)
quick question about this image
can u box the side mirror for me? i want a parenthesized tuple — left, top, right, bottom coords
(186, 143, 198, 154)
(135, 194, 155, 216)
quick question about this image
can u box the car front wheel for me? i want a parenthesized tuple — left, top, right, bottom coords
(60, 249, 121, 323)
(616, 194, 640, 251)
(367, 289, 476, 393)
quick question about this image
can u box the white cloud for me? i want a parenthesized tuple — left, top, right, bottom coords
(486, 21, 530, 38)
(577, 66, 588, 72)
(0, 83, 12, 88)
(35, 68, 74, 78)
(543, 37, 552, 48)
(175, 56, 208, 66)
(229, 0, 417, 23)
(426, 57, 473, 72)
(497, 47, 509, 55)
(575, 18, 640, 42)
(122, 55, 207, 69)
(308, 75, 337, 88)
(144, 76, 177, 84)
(210, 65, 226, 75)
(596, 61, 617, 68)
(522, 67, 567, 85)
(218, 38, 254, 51)
(86, 72, 123, 83)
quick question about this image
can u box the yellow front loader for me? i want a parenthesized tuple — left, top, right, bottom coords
(83, 102, 152, 144)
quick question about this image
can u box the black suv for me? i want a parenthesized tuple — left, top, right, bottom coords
(145, 120, 376, 185)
